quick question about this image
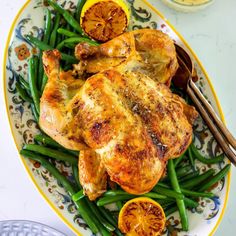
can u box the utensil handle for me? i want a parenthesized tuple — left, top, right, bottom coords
(187, 83, 236, 165)
(189, 79, 236, 150)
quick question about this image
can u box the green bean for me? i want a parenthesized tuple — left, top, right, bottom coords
(39, 8, 52, 89)
(23, 144, 78, 165)
(34, 56, 39, 83)
(20, 149, 99, 233)
(43, 9, 52, 44)
(173, 153, 186, 167)
(56, 37, 99, 50)
(157, 181, 214, 198)
(152, 185, 184, 200)
(176, 165, 192, 178)
(41, 74, 48, 93)
(30, 103, 39, 123)
(34, 134, 79, 157)
(98, 206, 118, 227)
(28, 57, 40, 114)
(184, 197, 198, 208)
(47, 0, 83, 34)
(38, 53, 44, 89)
(188, 147, 195, 168)
(116, 201, 123, 211)
(155, 198, 174, 206)
(102, 189, 134, 196)
(168, 159, 188, 231)
(157, 196, 198, 209)
(21, 150, 75, 193)
(165, 198, 199, 217)
(191, 144, 225, 164)
(162, 201, 176, 209)
(180, 169, 215, 189)
(50, 12, 61, 47)
(63, 63, 73, 71)
(57, 28, 80, 37)
(198, 164, 230, 192)
(73, 199, 101, 235)
(97, 195, 134, 206)
(18, 74, 30, 91)
(156, 182, 170, 188)
(56, 32, 62, 47)
(165, 205, 178, 217)
(103, 190, 166, 200)
(34, 134, 62, 148)
(60, 54, 77, 64)
(181, 188, 215, 198)
(75, 0, 86, 21)
(64, 43, 76, 49)
(72, 189, 84, 201)
(86, 199, 116, 232)
(15, 82, 33, 103)
(115, 229, 124, 236)
(161, 162, 191, 182)
(179, 171, 200, 183)
(26, 35, 52, 50)
(38, 9, 52, 91)
(143, 192, 168, 199)
(72, 164, 82, 190)
(25, 35, 78, 64)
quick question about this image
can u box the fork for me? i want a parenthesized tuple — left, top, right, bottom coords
(173, 44, 236, 165)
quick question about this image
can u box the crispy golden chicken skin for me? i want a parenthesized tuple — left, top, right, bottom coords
(74, 29, 178, 86)
(79, 150, 107, 200)
(40, 49, 197, 197)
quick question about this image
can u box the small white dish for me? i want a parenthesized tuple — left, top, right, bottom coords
(0, 220, 65, 236)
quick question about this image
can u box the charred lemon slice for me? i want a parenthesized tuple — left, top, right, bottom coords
(80, 0, 129, 42)
(118, 197, 166, 236)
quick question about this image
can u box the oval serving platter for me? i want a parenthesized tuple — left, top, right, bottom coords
(3, 0, 230, 235)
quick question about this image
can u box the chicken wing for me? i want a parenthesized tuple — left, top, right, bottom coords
(40, 49, 197, 196)
(74, 29, 178, 86)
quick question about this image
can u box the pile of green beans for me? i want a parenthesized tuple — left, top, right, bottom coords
(190, 143, 225, 164)
(168, 159, 189, 231)
(15, 0, 231, 235)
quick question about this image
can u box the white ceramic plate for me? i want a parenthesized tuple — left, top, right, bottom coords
(3, 0, 230, 235)
(0, 220, 65, 235)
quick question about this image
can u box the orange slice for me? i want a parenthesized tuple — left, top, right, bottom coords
(118, 197, 166, 236)
(80, 0, 129, 42)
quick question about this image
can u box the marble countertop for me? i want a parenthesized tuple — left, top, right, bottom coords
(0, 0, 235, 235)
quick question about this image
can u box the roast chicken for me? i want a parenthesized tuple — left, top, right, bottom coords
(40, 29, 198, 200)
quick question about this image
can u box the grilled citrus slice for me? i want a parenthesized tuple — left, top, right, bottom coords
(80, 0, 129, 42)
(118, 197, 166, 236)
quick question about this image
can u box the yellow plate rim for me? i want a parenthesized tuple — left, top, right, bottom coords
(3, 0, 231, 235)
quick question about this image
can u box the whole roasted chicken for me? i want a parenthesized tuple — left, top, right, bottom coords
(40, 29, 198, 200)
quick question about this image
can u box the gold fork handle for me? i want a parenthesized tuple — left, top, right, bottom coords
(189, 79, 236, 150)
(187, 82, 236, 165)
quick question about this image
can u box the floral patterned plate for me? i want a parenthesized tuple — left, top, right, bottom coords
(3, 0, 230, 235)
